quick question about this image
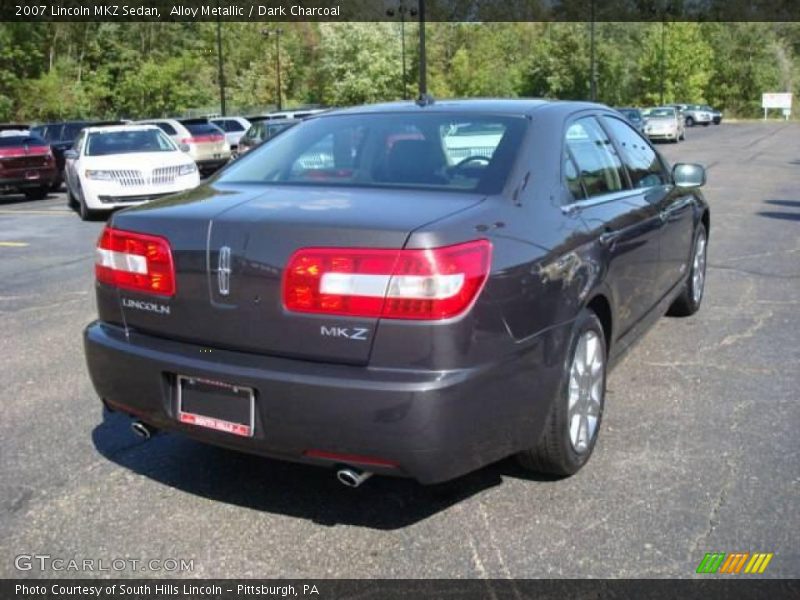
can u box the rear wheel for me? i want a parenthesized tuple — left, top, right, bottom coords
(517, 309, 607, 476)
(24, 186, 48, 201)
(668, 224, 707, 316)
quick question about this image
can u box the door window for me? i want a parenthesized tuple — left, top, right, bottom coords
(565, 117, 626, 198)
(602, 116, 667, 188)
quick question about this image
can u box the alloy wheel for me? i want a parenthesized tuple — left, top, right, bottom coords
(692, 231, 707, 305)
(567, 330, 605, 454)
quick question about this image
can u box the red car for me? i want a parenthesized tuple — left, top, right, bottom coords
(0, 132, 59, 200)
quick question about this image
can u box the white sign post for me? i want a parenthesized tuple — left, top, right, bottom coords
(762, 93, 793, 120)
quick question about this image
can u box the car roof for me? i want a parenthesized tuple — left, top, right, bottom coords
(323, 98, 605, 119)
(84, 124, 161, 134)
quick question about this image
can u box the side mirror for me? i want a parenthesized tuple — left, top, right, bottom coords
(179, 143, 190, 153)
(673, 163, 706, 188)
(63, 149, 78, 160)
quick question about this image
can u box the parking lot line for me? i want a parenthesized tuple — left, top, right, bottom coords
(0, 209, 72, 216)
(0, 241, 30, 247)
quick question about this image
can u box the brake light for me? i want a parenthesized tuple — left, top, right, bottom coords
(95, 227, 176, 297)
(282, 240, 491, 320)
(180, 135, 224, 144)
(0, 145, 51, 158)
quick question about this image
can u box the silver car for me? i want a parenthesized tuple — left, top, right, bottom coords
(644, 107, 685, 142)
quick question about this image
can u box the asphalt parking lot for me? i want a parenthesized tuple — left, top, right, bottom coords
(0, 122, 798, 578)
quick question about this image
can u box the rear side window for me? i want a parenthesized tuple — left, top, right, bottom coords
(602, 116, 667, 189)
(152, 122, 178, 136)
(565, 117, 626, 198)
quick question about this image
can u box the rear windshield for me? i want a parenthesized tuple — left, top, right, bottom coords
(85, 129, 177, 156)
(0, 135, 46, 147)
(219, 113, 526, 194)
(213, 119, 245, 132)
(649, 108, 676, 118)
(185, 123, 223, 136)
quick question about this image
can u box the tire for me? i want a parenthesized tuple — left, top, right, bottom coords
(78, 191, 94, 221)
(668, 223, 708, 317)
(686, 116, 695, 127)
(517, 309, 607, 477)
(24, 186, 48, 201)
(67, 185, 78, 209)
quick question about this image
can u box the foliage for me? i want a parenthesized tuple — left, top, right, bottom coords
(0, 21, 797, 122)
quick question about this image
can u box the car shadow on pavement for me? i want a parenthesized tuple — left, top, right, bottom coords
(0, 194, 51, 206)
(758, 199, 800, 222)
(92, 410, 557, 530)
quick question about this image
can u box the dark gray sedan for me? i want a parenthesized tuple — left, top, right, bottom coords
(84, 99, 709, 486)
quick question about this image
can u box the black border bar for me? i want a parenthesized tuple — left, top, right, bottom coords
(4, 579, 800, 600)
(4, 0, 800, 22)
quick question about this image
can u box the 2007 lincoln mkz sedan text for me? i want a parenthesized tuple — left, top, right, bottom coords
(84, 99, 709, 486)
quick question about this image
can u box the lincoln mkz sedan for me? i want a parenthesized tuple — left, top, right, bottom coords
(84, 99, 709, 487)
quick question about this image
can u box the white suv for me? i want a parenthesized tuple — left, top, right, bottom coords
(63, 125, 200, 220)
(210, 117, 251, 153)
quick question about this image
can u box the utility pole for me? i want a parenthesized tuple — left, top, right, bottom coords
(386, 2, 418, 100)
(216, 11, 226, 116)
(418, 0, 427, 100)
(262, 29, 283, 111)
(660, 19, 666, 105)
(589, 0, 597, 102)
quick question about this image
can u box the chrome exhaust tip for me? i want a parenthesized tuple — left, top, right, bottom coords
(336, 467, 373, 488)
(131, 420, 155, 440)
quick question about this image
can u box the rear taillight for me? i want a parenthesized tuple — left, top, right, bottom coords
(282, 240, 491, 320)
(95, 227, 176, 297)
(0, 145, 51, 158)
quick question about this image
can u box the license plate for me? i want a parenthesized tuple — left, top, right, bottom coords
(214, 153, 221, 158)
(176, 375, 254, 437)
(25, 171, 40, 180)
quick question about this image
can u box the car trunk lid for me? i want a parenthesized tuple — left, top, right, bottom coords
(110, 183, 483, 364)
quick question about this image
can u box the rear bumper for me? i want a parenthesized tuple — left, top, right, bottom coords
(195, 158, 229, 173)
(646, 131, 678, 140)
(84, 321, 565, 484)
(0, 171, 59, 191)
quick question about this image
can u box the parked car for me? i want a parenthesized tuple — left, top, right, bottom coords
(64, 124, 200, 220)
(209, 117, 251, 153)
(671, 104, 713, 127)
(135, 118, 230, 176)
(236, 118, 300, 156)
(644, 107, 685, 142)
(699, 104, 723, 125)
(0, 132, 58, 199)
(30, 120, 122, 189)
(613, 107, 646, 133)
(259, 108, 330, 120)
(84, 99, 709, 486)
